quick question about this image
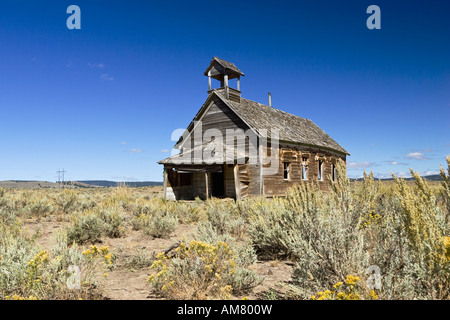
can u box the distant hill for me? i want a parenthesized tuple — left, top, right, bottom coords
(76, 180, 163, 188)
(351, 174, 442, 182)
(0, 180, 96, 189)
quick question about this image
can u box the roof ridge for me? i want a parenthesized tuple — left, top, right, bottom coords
(240, 97, 312, 122)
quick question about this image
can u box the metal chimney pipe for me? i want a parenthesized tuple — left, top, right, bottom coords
(268, 92, 272, 107)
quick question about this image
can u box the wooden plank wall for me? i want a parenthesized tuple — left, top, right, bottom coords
(262, 143, 346, 196)
(200, 97, 248, 139)
(184, 97, 256, 165)
(247, 163, 261, 196)
(224, 164, 236, 198)
(192, 172, 208, 200)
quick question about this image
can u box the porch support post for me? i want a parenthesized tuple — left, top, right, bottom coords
(234, 164, 240, 200)
(205, 172, 209, 199)
(259, 140, 264, 196)
(163, 169, 168, 200)
(208, 70, 212, 91)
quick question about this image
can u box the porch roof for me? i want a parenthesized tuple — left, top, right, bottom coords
(158, 140, 247, 166)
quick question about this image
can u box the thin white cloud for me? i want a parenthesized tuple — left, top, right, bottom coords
(388, 161, 408, 165)
(120, 141, 127, 145)
(100, 74, 114, 81)
(395, 172, 411, 178)
(373, 173, 393, 179)
(405, 152, 429, 160)
(348, 162, 375, 169)
(160, 149, 170, 153)
(419, 170, 440, 176)
(128, 148, 143, 153)
(111, 176, 137, 181)
(374, 170, 440, 180)
(88, 63, 106, 68)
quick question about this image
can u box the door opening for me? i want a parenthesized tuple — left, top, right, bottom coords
(211, 169, 225, 197)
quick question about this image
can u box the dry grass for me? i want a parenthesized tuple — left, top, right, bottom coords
(0, 158, 449, 300)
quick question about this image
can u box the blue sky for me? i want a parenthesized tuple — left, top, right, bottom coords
(0, 0, 448, 182)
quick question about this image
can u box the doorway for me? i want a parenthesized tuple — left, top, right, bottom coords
(211, 169, 225, 197)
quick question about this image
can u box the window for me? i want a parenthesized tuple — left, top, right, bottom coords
(318, 160, 324, 181)
(301, 157, 308, 180)
(332, 163, 336, 182)
(283, 162, 291, 180)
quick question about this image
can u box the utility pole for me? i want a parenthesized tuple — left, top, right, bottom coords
(57, 169, 61, 188)
(57, 169, 67, 189)
(61, 168, 66, 189)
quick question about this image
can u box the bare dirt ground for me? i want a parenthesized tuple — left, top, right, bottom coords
(23, 218, 294, 300)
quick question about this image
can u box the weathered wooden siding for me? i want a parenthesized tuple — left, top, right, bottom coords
(247, 162, 261, 196)
(198, 97, 249, 143)
(181, 96, 258, 162)
(224, 164, 236, 198)
(262, 142, 346, 196)
(192, 172, 207, 200)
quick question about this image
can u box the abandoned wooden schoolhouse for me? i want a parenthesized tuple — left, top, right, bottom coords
(158, 57, 349, 200)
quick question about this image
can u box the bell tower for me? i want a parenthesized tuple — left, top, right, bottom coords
(204, 57, 245, 102)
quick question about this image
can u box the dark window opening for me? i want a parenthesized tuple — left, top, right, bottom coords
(318, 160, 324, 181)
(283, 162, 290, 180)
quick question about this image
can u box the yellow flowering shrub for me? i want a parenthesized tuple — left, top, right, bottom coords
(147, 240, 236, 300)
(0, 224, 105, 300)
(82, 245, 114, 269)
(359, 211, 382, 229)
(310, 275, 378, 300)
(4, 294, 38, 300)
(26, 250, 49, 288)
(393, 169, 450, 298)
(444, 236, 450, 262)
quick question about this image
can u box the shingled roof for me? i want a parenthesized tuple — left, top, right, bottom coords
(216, 91, 349, 155)
(204, 57, 245, 77)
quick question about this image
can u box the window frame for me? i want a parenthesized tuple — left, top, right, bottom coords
(301, 157, 308, 181)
